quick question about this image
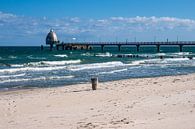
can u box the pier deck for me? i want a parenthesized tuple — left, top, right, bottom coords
(51, 41, 195, 52)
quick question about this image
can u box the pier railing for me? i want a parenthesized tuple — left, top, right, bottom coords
(61, 41, 195, 45)
(47, 41, 195, 52)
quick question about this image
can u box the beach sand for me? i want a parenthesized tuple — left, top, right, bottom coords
(0, 74, 195, 129)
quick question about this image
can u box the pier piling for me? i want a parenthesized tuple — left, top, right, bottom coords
(86, 45, 89, 50)
(50, 44, 53, 51)
(41, 45, 44, 50)
(157, 45, 160, 52)
(101, 45, 104, 52)
(118, 45, 121, 51)
(179, 45, 183, 52)
(136, 45, 140, 52)
(56, 45, 59, 51)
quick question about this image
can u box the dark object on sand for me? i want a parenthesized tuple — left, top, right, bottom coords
(91, 77, 98, 90)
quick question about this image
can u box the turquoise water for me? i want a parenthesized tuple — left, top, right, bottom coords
(0, 46, 195, 89)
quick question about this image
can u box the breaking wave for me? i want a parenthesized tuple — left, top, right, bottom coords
(0, 73, 26, 79)
(98, 68, 128, 75)
(0, 60, 81, 74)
(96, 52, 112, 57)
(69, 61, 125, 71)
(39, 60, 81, 66)
(11, 59, 81, 67)
(54, 54, 68, 58)
(8, 56, 17, 59)
(130, 57, 193, 66)
(0, 75, 74, 84)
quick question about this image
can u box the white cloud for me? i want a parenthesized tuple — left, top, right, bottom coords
(0, 11, 195, 45)
(70, 17, 80, 23)
(0, 11, 16, 19)
(109, 16, 195, 31)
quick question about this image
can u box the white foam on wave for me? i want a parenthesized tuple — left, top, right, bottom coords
(0, 60, 81, 73)
(139, 53, 167, 58)
(155, 53, 166, 56)
(8, 56, 17, 59)
(98, 68, 128, 75)
(11, 59, 82, 68)
(113, 54, 134, 58)
(11, 64, 24, 67)
(173, 52, 192, 56)
(139, 52, 191, 58)
(96, 52, 112, 57)
(130, 58, 192, 66)
(42, 60, 81, 66)
(128, 60, 145, 66)
(0, 73, 25, 78)
(54, 54, 68, 58)
(69, 61, 125, 71)
(0, 65, 67, 74)
(0, 75, 74, 84)
(81, 53, 94, 56)
(164, 58, 189, 61)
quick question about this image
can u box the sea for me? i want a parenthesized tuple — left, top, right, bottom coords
(0, 45, 195, 90)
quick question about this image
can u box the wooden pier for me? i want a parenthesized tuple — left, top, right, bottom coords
(46, 41, 195, 52)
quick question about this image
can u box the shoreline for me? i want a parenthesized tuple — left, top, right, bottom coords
(0, 73, 195, 129)
(0, 72, 191, 93)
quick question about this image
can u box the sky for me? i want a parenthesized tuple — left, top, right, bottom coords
(0, 0, 195, 46)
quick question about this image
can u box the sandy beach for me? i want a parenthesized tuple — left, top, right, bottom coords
(0, 74, 195, 129)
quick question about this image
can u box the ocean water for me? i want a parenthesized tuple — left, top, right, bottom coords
(0, 45, 195, 90)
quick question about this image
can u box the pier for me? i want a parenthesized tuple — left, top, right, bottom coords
(49, 41, 195, 52)
(45, 29, 195, 52)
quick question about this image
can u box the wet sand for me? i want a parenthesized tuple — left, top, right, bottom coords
(0, 74, 195, 129)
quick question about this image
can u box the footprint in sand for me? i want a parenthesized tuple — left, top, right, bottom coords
(110, 118, 132, 125)
(91, 114, 104, 117)
(158, 118, 164, 120)
(90, 108, 94, 110)
(46, 105, 51, 107)
(173, 78, 180, 83)
(153, 82, 158, 84)
(127, 105, 134, 109)
(8, 120, 15, 123)
(77, 122, 99, 128)
(7, 100, 17, 114)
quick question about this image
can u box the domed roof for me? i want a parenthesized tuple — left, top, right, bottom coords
(46, 29, 58, 45)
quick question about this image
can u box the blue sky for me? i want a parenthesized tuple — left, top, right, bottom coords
(0, 0, 195, 46)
